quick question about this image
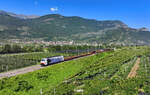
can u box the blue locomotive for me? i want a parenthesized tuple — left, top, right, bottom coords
(40, 56, 64, 66)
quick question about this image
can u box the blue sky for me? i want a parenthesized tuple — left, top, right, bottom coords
(0, 0, 149, 29)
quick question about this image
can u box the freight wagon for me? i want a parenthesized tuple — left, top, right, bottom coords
(40, 49, 112, 66)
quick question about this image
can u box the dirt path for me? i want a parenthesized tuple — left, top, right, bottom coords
(127, 58, 140, 79)
(0, 65, 43, 79)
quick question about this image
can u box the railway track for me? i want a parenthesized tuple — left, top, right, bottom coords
(0, 53, 96, 79)
(0, 49, 111, 79)
(0, 65, 42, 79)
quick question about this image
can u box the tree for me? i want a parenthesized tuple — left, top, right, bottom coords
(11, 44, 22, 53)
(2, 44, 12, 53)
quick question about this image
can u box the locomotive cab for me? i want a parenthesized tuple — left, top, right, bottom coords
(40, 58, 48, 66)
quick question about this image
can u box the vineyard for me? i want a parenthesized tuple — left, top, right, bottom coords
(0, 52, 74, 73)
(44, 47, 150, 95)
(0, 47, 150, 95)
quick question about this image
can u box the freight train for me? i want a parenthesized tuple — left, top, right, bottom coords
(40, 49, 112, 66)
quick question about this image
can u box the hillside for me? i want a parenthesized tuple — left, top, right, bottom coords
(0, 10, 39, 19)
(0, 10, 150, 45)
(0, 47, 150, 95)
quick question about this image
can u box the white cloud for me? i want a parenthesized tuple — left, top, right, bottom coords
(50, 7, 58, 12)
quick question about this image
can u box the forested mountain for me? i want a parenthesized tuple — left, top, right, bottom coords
(0, 10, 150, 45)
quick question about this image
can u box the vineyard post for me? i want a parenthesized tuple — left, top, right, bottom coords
(104, 72, 106, 77)
(60, 45, 62, 55)
(54, 88, 56, 95)
(88, 44, 89, 53)
(15, 61, 16, 69)
(78, 46, 79, 56)
(6, 65, 8, 71)
(76, 45, 78, 56)
(15, 56, 17, 69)
(2, 64, 3, 71)
(145, 62, 147, 76)
(40, 88, 43, 95)
(95, 42, 96, 51)
(125, 66, 126, 72)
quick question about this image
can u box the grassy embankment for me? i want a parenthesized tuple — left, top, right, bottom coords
(0, 50, 111, 95)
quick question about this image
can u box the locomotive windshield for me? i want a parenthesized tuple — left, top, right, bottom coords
(41, 59, 46, 61)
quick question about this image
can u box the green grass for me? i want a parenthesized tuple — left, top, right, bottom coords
(43, 47, 150, 95)
(0, 51, 110, 95)
(1, 47, 150, 95)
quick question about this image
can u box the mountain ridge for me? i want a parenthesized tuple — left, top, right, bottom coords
(0, 10, 39, 19)
(0, 10, 150, 45)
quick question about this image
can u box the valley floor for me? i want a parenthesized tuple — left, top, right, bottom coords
(0, 47, 150, 95)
